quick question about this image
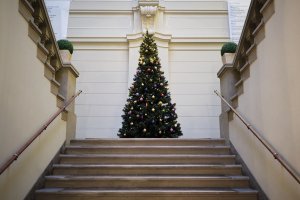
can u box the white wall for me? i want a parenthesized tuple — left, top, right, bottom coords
(0, 0, 66, 199)
(165, 13, 229, 37)
(68, 0, 230, 138)
(228, 0, 300, 199)
(169, 45, 222, 138)
(73, 44, 129, 138)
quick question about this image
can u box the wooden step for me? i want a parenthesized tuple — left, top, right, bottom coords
(70, 138, 226, 146)
(45, 175, 250, 188)
(65, 146, 231, 155)
(59, 154, 236, 165)
(35, 138, 258, 200)
(52, 164, 242, 176)
(35, 188, 258, 200)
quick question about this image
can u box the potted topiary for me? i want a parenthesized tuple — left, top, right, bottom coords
(57, 39, 73, 63)
(221, 42, 237, 64)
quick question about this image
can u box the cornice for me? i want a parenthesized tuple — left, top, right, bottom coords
(61, 64, 80, 78)
(68, 37, 128, 43)
(138, 0, 159, 6)
(171, 37, 229, 43)
(69, 9, 227, 15)
(217, 64, 234, 78)
(69, 10, 133, 14)
(126, 33, 143, 41)
(164, 10, 228, 14)
(126, 32, 172, 42)
(126, 32, 172, 48)
(68, 35, 228, 44)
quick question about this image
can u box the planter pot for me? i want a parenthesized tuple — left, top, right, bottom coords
(59, 50, 72, 64)
(222, 53, 235, 65)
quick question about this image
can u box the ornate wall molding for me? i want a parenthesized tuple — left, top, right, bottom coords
(140, 6, 157, 33)
(138, 0, 159, 33)
(140, 5, 157, 17)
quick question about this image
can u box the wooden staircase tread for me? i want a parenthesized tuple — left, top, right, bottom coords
(59, 154, 236, 164)
(65, 146, 231, 155)
(36, 188, 258, 194)
(71, 138, 225, 141)
(65, 146, 230, 148)
(36, 188, 258, 200)
(53, 164, 242, 167)
(70, 138, 227, 147)
(36, 139, 257, 199)
(59, 154, 236, 158)
(71, 138, 226, 142)
(45, 175, 250, 180)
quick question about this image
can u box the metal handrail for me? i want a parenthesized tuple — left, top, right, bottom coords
(214, 90, 300, 184)
(0, 90, 82, 175)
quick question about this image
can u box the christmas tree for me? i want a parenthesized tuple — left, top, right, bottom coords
(118, 32, 182, 138)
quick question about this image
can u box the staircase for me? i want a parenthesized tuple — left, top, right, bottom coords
(35, 139, 258, 200)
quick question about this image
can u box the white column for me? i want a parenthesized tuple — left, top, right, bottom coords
(127, 33, 143, 88)
(155, 6, 165, 33)
(132, 7, 142, 33)
(153, 33, 171, 80)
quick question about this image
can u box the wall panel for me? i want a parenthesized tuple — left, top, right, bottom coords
(169, 49, 221, 138)
(73, 49, 128, 138)
(68, 14, 132, 37)
(165, 14, 229, 37)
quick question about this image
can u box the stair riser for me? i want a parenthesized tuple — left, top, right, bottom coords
(60, 157, 236, 165)
(45, 179, 249, 188)
(36, 193, 257, 200)
(70, 140, 226, 146)
(53, 167, 241, 176)
(65, 148, 230, 155)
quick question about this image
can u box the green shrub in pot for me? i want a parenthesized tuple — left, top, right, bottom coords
(57, 39, 73, 54)
(221, 42, 237, 56)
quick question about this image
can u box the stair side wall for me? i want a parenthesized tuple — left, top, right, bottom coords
(0, 0, 67, 199)
(226, 0, 300, 199)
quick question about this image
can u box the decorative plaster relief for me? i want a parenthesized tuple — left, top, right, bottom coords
(138, 0, 159, 33)
(140, 6, 157, 33)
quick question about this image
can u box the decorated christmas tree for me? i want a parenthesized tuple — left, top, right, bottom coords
(118, 32, 182, 138)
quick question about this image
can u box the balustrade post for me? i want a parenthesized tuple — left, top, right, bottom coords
(217, 62, 239, 142)
(56, 61, 79, 144)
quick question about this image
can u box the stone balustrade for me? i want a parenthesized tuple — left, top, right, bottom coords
(19, 0, 79, 143)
